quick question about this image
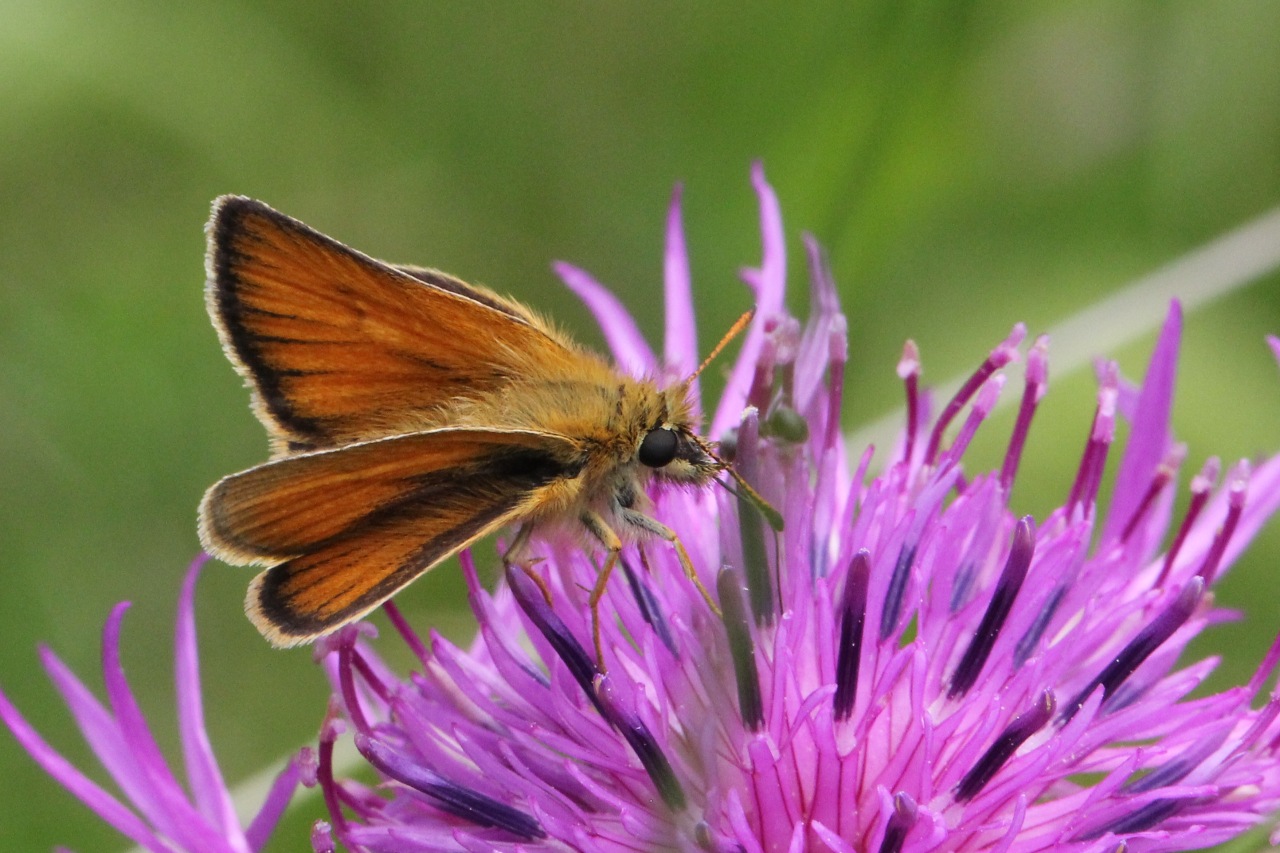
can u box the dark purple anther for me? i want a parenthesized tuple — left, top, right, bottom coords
(949, 517, 1036, 698)
(1059, 578, 1204, 724)
(357, 733, 545, 839)
(877, 792, 919, 853)
(954, 690, 1055, 802)
(834, 550, 871, 720)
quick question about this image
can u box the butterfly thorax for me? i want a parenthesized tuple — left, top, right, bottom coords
(441, 366, 715, 523)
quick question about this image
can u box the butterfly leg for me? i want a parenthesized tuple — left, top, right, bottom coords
(580, 510, 624, 669)
(619, 508, 721, 617)
(502, 524, 553, 605)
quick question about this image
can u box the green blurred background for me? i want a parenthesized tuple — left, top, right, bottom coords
(3, 3, 1279, 849)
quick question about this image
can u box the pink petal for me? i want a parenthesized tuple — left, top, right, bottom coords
(1102, 301, 1181, 543)
(711, 162, 788, 438)
(40, 638, 184, 839)
(663, 183, 699, 380)
(100, 602, 213, 850)
(244, 754, 307, 852)
(175, 555, 244, 844)
(553, 261, 656, 378)
(0, 687, 169, 851)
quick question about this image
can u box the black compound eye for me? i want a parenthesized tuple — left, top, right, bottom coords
(637, 427, 679, 468)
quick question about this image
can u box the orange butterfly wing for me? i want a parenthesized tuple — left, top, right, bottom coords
(205, 196, 579, 453)
(199, 428, 586, 646)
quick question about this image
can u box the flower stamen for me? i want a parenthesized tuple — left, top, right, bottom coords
(954, 689, 1055, 802)
(357, 732, 546, 838)
(316, 706, 348, 838)
(509, 562, 689, 811)
(1068, 362, 1119, 515)
(380, 600, 429, 666)
(733, 409, 778, 624)
(1060, 577, 1205, 724)
(718, 566, 764, 731)
(1118, 444, 1185, 544)
(1157, 457, 1219, 586)
(878, 792, 919, 853)
(899, 340, 921, 467)
(621, 553, 678, 655)
(1001, 335, 1048, 493)
(507, 564, 601, 708)
(834, 550, 871, 720)
(1196, 460, 1249, 584)
(948, 517, 1036, 698)
(940, 375, 1007, 472)
(595, 674, 688, 811)
(924, 324, 1025, 466)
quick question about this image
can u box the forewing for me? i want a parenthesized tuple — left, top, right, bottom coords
(206, 196, 577, 451)
(392, 265, 541, 325)
(198, 428, 585, 646)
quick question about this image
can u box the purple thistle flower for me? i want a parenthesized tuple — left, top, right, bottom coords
(0, 556, 310, 853)
(310, 164, 1280, 853)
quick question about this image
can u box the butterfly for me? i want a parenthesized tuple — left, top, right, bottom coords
(197, 197, 775, 651)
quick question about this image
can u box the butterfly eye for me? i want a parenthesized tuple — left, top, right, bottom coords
(637, 427, 678, 468)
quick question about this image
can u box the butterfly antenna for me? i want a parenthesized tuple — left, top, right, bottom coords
(688, 307, 779, 529)
(689, 309, 755, 383)
(714, 462, 785, 532)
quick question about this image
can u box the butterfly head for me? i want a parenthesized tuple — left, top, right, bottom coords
(634, 419, 720, 487)
(631, 307, 756, 488)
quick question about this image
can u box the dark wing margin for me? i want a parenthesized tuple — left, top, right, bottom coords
(197, 428, 585, 647)
(204, 196, 572, 452)
(393, 265, 539, 324)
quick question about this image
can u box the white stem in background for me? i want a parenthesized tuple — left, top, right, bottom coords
(850, 205, 1280, 455)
